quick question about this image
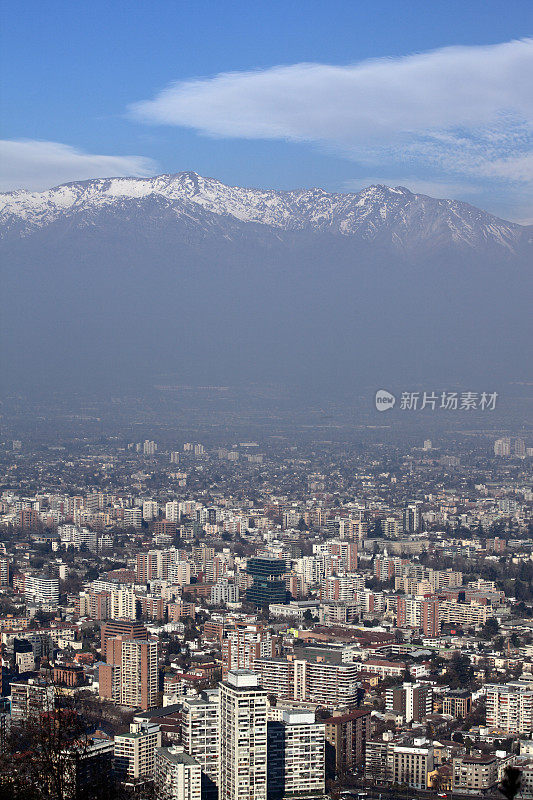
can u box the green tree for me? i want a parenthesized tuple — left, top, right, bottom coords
(481, 617, 499, 640)
(499, 765, 522, 800)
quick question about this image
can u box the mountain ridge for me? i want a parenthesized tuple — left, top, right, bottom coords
(0, 171, 528, 254)
(1, 171, 531, 395)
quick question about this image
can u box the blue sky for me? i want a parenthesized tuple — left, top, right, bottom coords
(1, 0, 532, 221)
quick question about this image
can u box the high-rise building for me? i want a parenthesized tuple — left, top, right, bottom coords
(443, 690, 472, 718)
(326, 540, 358, 573)
(421, 598, 440, 637)
(142, 500, 159, 521)
(100, 619, 148, 657)
(396, 596, 440, 636)
(166, 501, 181, 523)
(121, 638, 159, 710)
(143, 440, 157, 456)
(123, 508, 143, 528)
(136, 548, 177, 582)
(403, 504, 421, 533)
(323, 708, 371, 778)
(514, 438, 526, 458)
(494, 437, 511, 456)
(109, 588, 137, 620)
(155, 746, 202, 800)
(392, 740, 434, 789)
(365, 737, 434, 790)
(381, 518, 400, 538)
(9, 680, 55, 721)
(23, 574, 59, 607)
(114, 720, 162, 785)
(99, 632, 158, 711)
(0, 557, 9, 587)
(385, 683, 433, 723)
(485, 682, 533, 735)
(219, 670, 268, 800)
(181, 690, 220, 799)
(221, 622, 279, 677)
(267, 710, 325, 799)
(246, 558, 287, 607)
(254, 653, 362, 709)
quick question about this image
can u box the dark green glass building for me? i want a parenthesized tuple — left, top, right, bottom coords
(246, 557, 287, 607)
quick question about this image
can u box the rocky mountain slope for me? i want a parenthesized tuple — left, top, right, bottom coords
(0, 172, 528, 254)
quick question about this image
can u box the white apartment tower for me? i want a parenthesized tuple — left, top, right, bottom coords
(485, 682, 533, 735)
(181, 690, 220, 794)
(114, 720, 162, 783)
(267, 710, 325, 797)
(155, 746, 202, 800)
(494, 437, 511, 456)
(219, 670, 268, 800)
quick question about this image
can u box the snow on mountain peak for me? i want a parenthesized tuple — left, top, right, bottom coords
(0, 171, 525, 252)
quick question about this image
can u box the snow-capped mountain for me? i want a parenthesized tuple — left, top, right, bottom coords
(1, 171, 531, 397)
(0, 171, 527, 253)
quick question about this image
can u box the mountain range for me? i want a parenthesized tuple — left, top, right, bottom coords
(1, 173, 531, 396)
(1, 171, 531, 254)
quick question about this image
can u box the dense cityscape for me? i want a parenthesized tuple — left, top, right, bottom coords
(0, 398, 531, 800)
(2, 3, 532, 800)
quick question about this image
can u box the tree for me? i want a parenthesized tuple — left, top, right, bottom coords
(481, 617, 500, 640)
(0, 681, 120, 799)
(499, 765, 522, 800)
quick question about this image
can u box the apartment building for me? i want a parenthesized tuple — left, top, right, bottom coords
(323, 707, 371, 777)
(255, 653, 362, 709)
(114, 720, 162, 784)
(23, 574, 59, 607)
(219, 670, 268, 800)
(0, 556, 10, 586)
(136, 548, 177, 582)
(100, 619, 148, 657)
(267, 710, 325, 799)
(123, 508, 142, 528)
(485, 682, 533, 735)
(320, 575, 365, 601)
(221, 622, 279, 677)
(210, 580, 240, 605)
(77, 590, 110, 620)
(121, 638, 159, 710)
(354, 658, 406, 680)
(438, 600, 489, 627)
(181, 690, 220, 797)
(155, 746, 202, 800)
(443, 690, 472, 719)
(392, 740, 434, 789)
(326, 540, 358, 573)
(386, 683, 433, 723)
(10, 680, 55, 721)
(109, 588, 137, 620)
(396, 596, 440, 637)
(365, 736, 434, 789)
(452, 755, 498, 792)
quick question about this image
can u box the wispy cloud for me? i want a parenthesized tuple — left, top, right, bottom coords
(0, 140, 157, 192)
(131, 38, 533, 213)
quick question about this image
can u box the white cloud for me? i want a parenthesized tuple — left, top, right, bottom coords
(131, 38, 533, 185)
(0, 140, 157, 192)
